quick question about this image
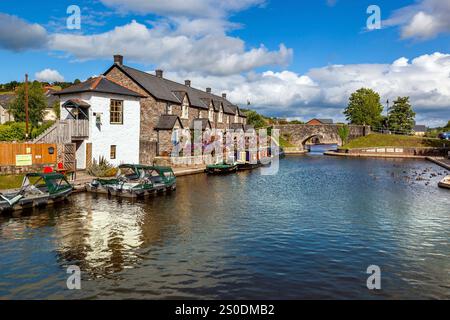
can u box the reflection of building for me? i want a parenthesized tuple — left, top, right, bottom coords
(52, 55, 249, 168)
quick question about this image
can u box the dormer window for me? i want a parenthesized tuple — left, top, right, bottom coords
(208, 107, 214, 122)
(182, 96, 189, 119)
(234, 112, 238, 123)
(218, 105, 223, 123)
(166, 103, 173, 115)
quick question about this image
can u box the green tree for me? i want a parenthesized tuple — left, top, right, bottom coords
(8, 82, 47, 127)
(387, 97, 416, 134)
(337, 124, 350, 146)
(344, 88, 383, 127)
(245, 110, 267, 128)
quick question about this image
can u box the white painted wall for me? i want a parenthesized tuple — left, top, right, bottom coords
(60, 92, 141, 168)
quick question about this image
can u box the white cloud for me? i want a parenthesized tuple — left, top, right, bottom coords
(0, 13, 48, 51)
(164, 53, 450, 126)
(99, 0, 265, 18)
(386, 0, 450, 40)
(35, 69, 64, 82)
(49, 20, 292, 75)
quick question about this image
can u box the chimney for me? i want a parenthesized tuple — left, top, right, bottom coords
(206, 88, 211, 93)
(114, 54, 123, 66)
(155, 69, 163, 78)
(185, 80, 191, 87)
(222, 93, 227, 99)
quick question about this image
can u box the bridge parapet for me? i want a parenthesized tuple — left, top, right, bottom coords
(273, 124, 370, 150)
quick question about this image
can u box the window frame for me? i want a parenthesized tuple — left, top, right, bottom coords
(110, 145, 117, 160)
(181, 97, 189, 119)
(110, 99, 124, 125)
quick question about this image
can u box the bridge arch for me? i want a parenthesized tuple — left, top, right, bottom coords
(301, 134, 324, 149)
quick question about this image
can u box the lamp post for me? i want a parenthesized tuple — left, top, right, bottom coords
(25, 74, 29, 139)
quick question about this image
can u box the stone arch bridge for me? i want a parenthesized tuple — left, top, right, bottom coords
(273, 124, 370, 150)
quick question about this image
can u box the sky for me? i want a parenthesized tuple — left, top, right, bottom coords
(0, 0, 449, 126)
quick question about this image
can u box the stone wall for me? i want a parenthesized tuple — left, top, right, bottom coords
(340, 147, 450, 157)
(0, 164, 53, 175)
(274, 124, 370, 149)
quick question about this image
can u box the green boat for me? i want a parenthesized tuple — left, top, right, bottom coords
(87, 164, 176, 198)
(205, 163, 238, 174)
(0, 173, 73, 213)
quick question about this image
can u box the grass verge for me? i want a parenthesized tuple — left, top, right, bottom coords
(342, 133, 448, 150)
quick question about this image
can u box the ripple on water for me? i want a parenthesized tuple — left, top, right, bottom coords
(0, 156, 449, 299)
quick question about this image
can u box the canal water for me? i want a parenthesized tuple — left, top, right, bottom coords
(0, 151, 449, 299)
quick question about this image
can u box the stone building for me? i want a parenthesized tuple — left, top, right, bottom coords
(52, 55, 248, 167)
(103, 55, 247, 163)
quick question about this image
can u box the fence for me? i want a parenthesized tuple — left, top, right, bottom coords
(0, 143, 57, 166)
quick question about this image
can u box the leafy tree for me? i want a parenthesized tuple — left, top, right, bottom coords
(289, 120, 304, 124)
(344, 88, 383, 127)
(387, 97, 416, 134)
(337, 124, 350, 145)
(0, 122, 26, 141)
(245, 110, 267, 128)
(52, 99, 61, 119)
(8, 82, 47, 128)
(74, 79, 81, 84)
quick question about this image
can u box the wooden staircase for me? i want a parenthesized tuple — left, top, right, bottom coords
(33, 119, 89, 144)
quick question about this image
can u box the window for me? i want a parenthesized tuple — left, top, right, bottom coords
(218, 108, 223, 123)
(110, 145, 116, 159)
(226, 115, 229, 124)
(209, 108, 214, 122)
(110, 100, 123, 124)
(182, 97, 189, 119)
(166, 103, 173, 115)
(235, 113, 239, 123)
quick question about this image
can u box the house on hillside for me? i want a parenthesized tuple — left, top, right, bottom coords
(413, 124, 427, 136)
(306, 118, 334, 125)
(52, 55, 248, 169)
(0, 94, 15, 124)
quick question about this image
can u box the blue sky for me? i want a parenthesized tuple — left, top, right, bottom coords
(0, 0, 449, 126)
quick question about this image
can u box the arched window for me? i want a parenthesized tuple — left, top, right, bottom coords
(218, 105, 223, 123)
(209, 107, 214, 122)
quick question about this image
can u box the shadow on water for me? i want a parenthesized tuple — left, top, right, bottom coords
(0, 155, 449, 299)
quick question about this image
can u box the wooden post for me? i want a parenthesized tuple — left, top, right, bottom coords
(25, 74, 29, 139)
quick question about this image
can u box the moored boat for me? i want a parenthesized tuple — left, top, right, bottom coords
(205, 163, 238, 174)
(0, 173, 73, 213)
(87, 164, 176, 198)
(438, 175, 450, 189)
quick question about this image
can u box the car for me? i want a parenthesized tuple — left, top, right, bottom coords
(438, 132, 450, 140)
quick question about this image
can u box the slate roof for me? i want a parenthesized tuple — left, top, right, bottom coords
(104, 64, 246, 117)
(190, 118, 212, 130)
(55, 76, 144, 97)
(244, 124, 255, 131)
(155, 115, 183, 130)
(413, 125, 427, 132)
(0, 94, 15, 108)
(62, 99, 91, 108)
(230, 123, 245, 131)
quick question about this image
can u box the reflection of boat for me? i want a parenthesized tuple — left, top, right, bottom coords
(237, 162, 261, 171)
(87, 164, 176, 198)
(206, 163, 238, 174)
(438, 175, 450, 189)
(0, 173, 73, 213)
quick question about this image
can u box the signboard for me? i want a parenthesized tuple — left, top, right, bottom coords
(15, 154, 33, 166)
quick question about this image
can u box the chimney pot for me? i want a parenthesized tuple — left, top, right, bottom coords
(222, 93, 227, 99)
(206, 88, 211, 93)
(155, 69, 163, 78)
(114, 54, 123, 66)
(185, 80, 191, 87)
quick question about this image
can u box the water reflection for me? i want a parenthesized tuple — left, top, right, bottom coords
(0, 156, 449, 299)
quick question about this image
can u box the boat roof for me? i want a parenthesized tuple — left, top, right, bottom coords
(25, 173, 66, 179)
(119, 164, 174, 173)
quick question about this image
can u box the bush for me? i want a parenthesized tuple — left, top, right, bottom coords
(31, 121, 55, 139)
(0, 122, 26, 141)
(87, 156, 118, 177)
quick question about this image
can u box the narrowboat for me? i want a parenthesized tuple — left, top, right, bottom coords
(0, 173, 73, 213)
(205, 163, 238, 174)
(438, 175, 450, 189)
(87, 164, 176, 198)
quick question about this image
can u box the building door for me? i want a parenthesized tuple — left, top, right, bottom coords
(63, 143, 76, 171)
(86, 143, 92, 168)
